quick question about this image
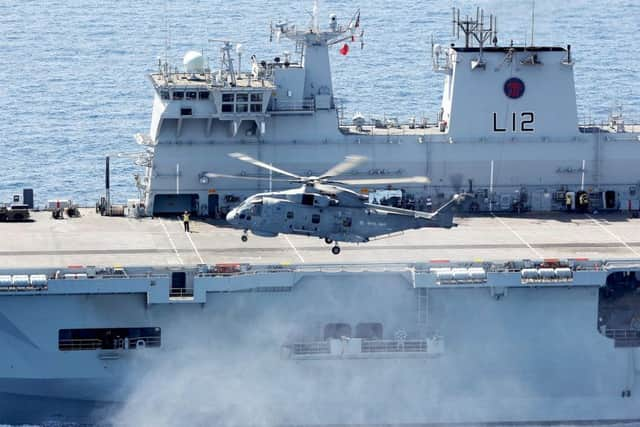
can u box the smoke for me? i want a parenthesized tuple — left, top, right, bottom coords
(101, 278, 634, 427)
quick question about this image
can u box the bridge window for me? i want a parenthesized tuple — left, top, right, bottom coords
(186, 91, 197, 100)
(236, 104, 248, 113)
(324, 323, 351, 340)
(198, 91, 210, 100)
(160, 90, 170, 100)
(172, 91, 184, 100)
(59, 327, 161, 351)
(222, 93, 234, 102)
(250, 93, 262, 102)
(180, 108, 192, 116)
(355, 322, 383, 339)
(236, 93, 249, 103)
(311, 214, 321, 224)
(250, 104, 262, 113)
(222, 104, 234, 113)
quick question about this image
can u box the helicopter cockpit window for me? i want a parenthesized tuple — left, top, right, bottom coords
(301, 194, 314, 206)
(250, 204, 262, 216)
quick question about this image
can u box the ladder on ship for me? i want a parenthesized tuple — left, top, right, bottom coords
(417, 288, 428, 326)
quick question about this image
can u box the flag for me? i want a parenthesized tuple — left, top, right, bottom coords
(339, 43, 350, 55)
(355, 11, 360, 28)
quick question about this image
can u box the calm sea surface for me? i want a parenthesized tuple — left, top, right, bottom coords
(0, 0, 639, 425)
(0, 0, 638, 206)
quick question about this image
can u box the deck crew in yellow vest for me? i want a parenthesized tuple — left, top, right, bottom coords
(183, 210, 190, 232)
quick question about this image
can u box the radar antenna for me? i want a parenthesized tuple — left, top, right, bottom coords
(452, 7, 497, 69)
(208, 39, 243, 86)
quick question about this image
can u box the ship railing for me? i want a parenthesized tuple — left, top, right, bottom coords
(361, 339, 428, 353)
(604, 329, 640, 340)
(267, 98, 315, 112)
(169, 287, 194, 298)
(59, 336, 162, 351)
(284, 338, 430, 356)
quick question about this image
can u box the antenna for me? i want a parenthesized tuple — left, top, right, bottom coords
(530, 0, 535, 47)
(452, 7, 496, 68)
(312, 0, 319, 33)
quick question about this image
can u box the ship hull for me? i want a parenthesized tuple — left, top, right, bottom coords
(1, 269, 639, 425)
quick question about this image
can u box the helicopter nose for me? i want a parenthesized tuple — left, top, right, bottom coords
(226, 209, 237, 223)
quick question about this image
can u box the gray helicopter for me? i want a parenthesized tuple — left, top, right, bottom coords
(207, 153, 461, 254)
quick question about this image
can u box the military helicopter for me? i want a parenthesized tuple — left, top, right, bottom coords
(206, 153, 461, 254)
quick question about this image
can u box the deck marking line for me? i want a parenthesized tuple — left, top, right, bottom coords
(176, 215, 205, 264)
(161, 220, 184, 265)
(185, 230, 205, 264)
(492, 214, 543, 258)
(283, 235, 305, 263)
(586, 214, 640, 257)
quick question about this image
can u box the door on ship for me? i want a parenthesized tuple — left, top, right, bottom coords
(208, 194, 219, 218)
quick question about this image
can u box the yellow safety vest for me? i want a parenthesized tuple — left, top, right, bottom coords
(183, 213, 190, 222)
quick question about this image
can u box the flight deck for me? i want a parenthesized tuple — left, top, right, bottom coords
(1, 209, 639, 269)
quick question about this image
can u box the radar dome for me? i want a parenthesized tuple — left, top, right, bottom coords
(183, 50, 205, 74)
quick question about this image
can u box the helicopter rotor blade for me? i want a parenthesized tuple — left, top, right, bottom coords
(335, 176, 431, 186)
(203, 172, 292, 182)
(319, 155, 367, 179)
(229, 153, 302, 179)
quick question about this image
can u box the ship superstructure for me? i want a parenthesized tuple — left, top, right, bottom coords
(133, 6, 639, 217)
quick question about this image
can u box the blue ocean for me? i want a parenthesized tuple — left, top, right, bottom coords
(0, 0, 639, 425)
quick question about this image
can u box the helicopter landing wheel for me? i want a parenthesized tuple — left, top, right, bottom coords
(241, 233, 248, 243)
(331, 245, 341, 255)
(324, 238, 333, 244)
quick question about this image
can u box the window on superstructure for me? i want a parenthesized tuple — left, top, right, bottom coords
(235, 93, 249, 113)
(160, 90, 170, 100)
(186, 91, 197, 100)
(324, 323, 351, 340)
(198, 91, 210, 100)
(222, 93, 234, 113)
(58, 327, 161, 351)
(250, 93, 263, 113)
(355, 323, 383, 339)
(172, 91, 184, 100)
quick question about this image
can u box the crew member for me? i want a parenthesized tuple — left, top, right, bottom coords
(565, 193, 572, 212)
(183, 210, 190, 232)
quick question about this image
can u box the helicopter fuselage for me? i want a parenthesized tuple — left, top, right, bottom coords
(226, 192, 446, 243)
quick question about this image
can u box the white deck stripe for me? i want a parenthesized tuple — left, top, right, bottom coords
(175, 216, 205, 264)
(587, 214, 640, 257)
(283, 235, 305, 263)
(492, 214, 543, 259)
(185, 230, 205, 264)
(160, 220, 184, 265)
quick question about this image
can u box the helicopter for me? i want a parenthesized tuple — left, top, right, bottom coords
(205, 153, 462, 254)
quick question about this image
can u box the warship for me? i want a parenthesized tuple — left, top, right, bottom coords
(1, 3, 640, 425)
